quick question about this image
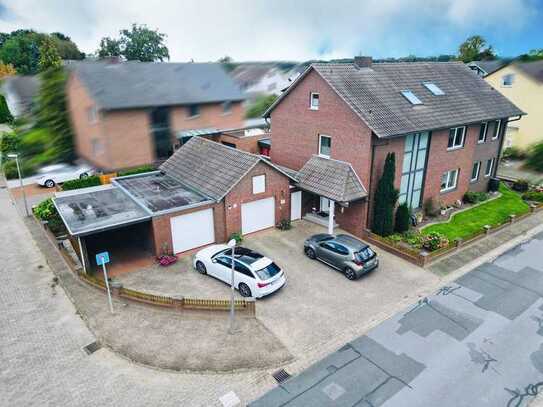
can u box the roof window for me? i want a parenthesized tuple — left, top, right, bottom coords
(401, 90, 423, 105)
(423, 82, 445, 95)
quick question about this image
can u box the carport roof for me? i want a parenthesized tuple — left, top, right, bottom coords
(53, 185, 151, 236)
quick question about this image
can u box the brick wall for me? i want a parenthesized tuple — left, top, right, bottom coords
(170, 102, 244, 135)
(217, 132, 266, 154)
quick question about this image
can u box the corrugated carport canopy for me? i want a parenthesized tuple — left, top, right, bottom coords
(53, 186, 151, 236)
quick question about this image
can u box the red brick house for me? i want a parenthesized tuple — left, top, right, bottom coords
(66, 61, 247, 171)
(265, 57, 525, 237)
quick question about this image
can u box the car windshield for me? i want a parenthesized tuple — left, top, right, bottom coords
(255, 262, 281, 280)
(355, 247, 375, 262)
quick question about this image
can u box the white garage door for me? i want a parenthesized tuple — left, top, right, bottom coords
(241, 197, 275, 235)
(170, 208, 215, 254)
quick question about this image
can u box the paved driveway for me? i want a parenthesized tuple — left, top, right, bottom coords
(251, 231, 543, 407)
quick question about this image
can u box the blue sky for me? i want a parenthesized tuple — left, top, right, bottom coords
(1, 0, 542, 61)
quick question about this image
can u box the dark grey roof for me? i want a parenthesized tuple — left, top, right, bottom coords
(71, 61, 245, 110)
(2, 75, 40, 111)
(159, 137, 294, 202)
(296, 156, 367, 202)
(467, 60, 508, 76)
(266, 62, 524, 138)
(515, 60, 543, 83)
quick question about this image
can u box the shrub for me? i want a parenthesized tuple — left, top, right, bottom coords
(422, 232, 449, 251)
(118, 165, 155, 177)
(61, 175, 101, 191)
(372, 152, 398, 236)
(33, 197, 64, 235)
(526, 142, 543, 172)
(423, 197, 439, 217)
(522, 191, 543, 203)
(0, 131, 20, 155)
(463, 191, 489, 204)
(404, 230, 424, 249)
(276, 219, 292, 230)
(394, 203, 411, 233)
(2, 159, 36, 179)
(0, 94, 13, 123)
(512, 179, 530, 192)
(502, 146, 527, 160)
(228, 232, 243, 244)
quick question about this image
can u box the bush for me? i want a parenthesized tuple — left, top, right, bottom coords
(463, 191, 489, 204)
(33, 197, 64, 235)
(61, 175, 101, 191)
(18, 128, 52, 157)
(118, 165, 155, 177)
(526, 143, 543, 172)
(422, 232, 449, 251)
(245, 94, 277, 119)
(228, 232, 243, 244)
(394, 203, 411, 233)
(512, 179, 530, 192)
(423, 197, 439, 217)
(502, 146, 527, 160)
(522, 191, 543, 203)
(276, 219, 292, 230)
(2, 159, 36, 179)
(0, 94, 13, 123)
(404, 230, 424, 249)
(0, 131, 20, 155)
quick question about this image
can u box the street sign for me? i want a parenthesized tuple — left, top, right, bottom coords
(96, 251, 110, 266)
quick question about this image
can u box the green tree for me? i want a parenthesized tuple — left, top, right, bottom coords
(458, 35, 496, 63)
(97, 37, 122, 58)
(526, 142, 543, 172)
(372, 153, 398, 236)
(246, 94, 277, 118)
(0, 32, 42, 74)
(519, 49, 543, 62)
(218, 55, 236, 72)
(0, 94, 13, 123)
(50, 33, 85, 60)
(394, 202, 411, 233)
(38, 37, 62, 72)
(36, 67, 74, 161)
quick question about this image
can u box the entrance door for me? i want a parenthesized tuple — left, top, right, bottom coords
(170, 208, 215, 253)
(320, 197, 330, 213)
(291, 191, 302, 221)
(241, 197, 275, 234)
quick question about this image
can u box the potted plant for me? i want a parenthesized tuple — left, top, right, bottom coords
(157, 243, 177, 267)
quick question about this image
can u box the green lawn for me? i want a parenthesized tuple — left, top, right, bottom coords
(421, 184, 530, 242)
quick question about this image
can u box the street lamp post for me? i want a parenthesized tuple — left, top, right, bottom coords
(7, 153, 29, 217)
(226, 238, 237, 334)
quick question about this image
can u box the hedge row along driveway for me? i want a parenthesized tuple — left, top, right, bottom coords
(422, 184, 530, 242)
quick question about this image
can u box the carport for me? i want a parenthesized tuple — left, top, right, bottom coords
(53, 185, 152, 274)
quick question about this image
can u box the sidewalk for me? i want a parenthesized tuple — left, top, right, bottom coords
(429, 210, 543, 276)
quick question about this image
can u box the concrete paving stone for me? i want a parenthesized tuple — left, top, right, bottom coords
(365, 377, 406, 407)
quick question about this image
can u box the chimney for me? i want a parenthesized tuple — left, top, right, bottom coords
(354, 56, 372, 68)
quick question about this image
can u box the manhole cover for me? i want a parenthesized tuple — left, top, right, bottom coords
(82, 341, 101, 355)
(272, 368, 291, 384)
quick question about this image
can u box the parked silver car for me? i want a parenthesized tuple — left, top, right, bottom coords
(303, 234, 379, 280)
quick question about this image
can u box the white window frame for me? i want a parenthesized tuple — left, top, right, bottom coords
(485, 158, 495, 177)
(492, 120, 501, 140)
(440, 169, 459, 192)
(222, 101, 232, 115)
(310, 92, 320, 110)
(252, 174, 266, 194)
(478, 122, 488, 144)
(471, 161, 481, 182)
(448, 126, 466, 150)
(501, 73, 515, 87)
(318, 134, 331, 158)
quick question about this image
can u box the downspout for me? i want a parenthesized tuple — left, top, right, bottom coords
(366, 136, 377, 229)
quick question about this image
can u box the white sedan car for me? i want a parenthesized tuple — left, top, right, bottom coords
(193, 245, 286, 298)
(36, 163, 95, 188)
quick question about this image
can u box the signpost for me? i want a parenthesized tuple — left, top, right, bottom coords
(96, 251, 114, 314)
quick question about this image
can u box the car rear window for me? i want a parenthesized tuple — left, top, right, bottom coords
(356, 247, 375, 262)
(255, 262, 281, 280)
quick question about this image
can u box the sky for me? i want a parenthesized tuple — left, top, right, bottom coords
(1, 0, 542, 62)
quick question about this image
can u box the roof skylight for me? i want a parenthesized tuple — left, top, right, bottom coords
(423, 82, 445, 96)
(401, 90, 423, 105)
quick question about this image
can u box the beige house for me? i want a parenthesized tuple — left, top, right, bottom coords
(485, 60, 542, 150)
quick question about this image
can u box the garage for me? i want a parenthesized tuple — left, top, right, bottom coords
(241, 197, 275, 234)
(170, 208, 215, 253)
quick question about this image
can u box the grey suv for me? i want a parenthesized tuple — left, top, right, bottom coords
(303, 234, 379, 280)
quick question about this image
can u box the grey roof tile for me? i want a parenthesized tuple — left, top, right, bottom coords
(467, 60, 509, 76)
(71, 61, 245, 110)
(515, 60, 543, 83)
(296, 156, 367, 202)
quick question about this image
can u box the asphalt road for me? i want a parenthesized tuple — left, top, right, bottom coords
(251, 232, 543, 407)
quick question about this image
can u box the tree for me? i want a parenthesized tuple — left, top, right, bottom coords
(218, 55, 236, 72)
(372, 153, 398, 236)
(245, 94, 277, 118)
(0, 32, 42, 74)
(0, 62, 17, 79)
(519, 49, 543, 62)
(50, 33, 85, 60)
(458, 35, 496, 63)
(97, 24, 169, 62)
(394, 202, 411, 233)
(526, 142, 543, 172)
(0, 94, 13, 123)
(38, 37, 62, 72)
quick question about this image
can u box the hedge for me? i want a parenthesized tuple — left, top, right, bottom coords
(118, 165, 155, 177)
(61, 175, 101, 191)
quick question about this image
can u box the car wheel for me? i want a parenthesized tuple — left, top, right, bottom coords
(79, 172, 89, 179)
(238, 283, 252, 297)
(195, 261, 207, 275)
(44, 179, 55, 188)
(344, 267, 357, 281)
(305, 247, 316, 259)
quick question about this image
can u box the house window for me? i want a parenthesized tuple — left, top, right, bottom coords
(318, 134, 331, 157)
(222, 101, 232, 114)
(399, 132, 429, 208)
(478, 122, 488, 143)
(188, 104, 200, 117)
(87, 106, 98, 124)
(221, 141, 236, 148)
(448, 127, 466, 150)
(440, 169, 459, 192)
(501, 73, 515, 87)
(492, 120, 502, 140)
(423, 82, 445, 96)
(401, 90, 423, 105)
(252, 175, 266, 194)
(310, 92, 320, 110)
(485, 158, 495, 177)
(91, 138, 103, 157)
(471, 161, 481, 182)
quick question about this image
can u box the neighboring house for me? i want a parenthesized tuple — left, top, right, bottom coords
(1, 75, 40, 118)
(484, 60, 543, 150)
(264, 57, 524, 238)
(66, 61, 246, 171)
(231, 64, 302, 99)
(467, 60, 509, 78)
(53, 137, 295, 269)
